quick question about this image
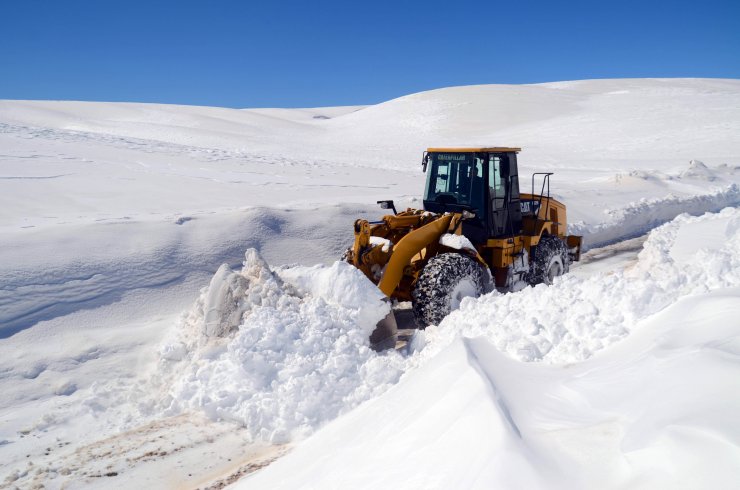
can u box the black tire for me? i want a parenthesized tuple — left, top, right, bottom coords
(412, 253, 486, 327)
(528, 235, 570, 286)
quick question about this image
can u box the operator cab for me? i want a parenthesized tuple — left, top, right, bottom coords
(422, 147, 523, 242)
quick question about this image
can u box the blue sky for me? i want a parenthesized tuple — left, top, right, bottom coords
(1, 0, 738, 107)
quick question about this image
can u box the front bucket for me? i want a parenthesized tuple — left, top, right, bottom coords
(369, 308, 398, 351)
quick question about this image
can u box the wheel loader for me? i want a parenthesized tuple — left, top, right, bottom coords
(344, 147, 583, 349)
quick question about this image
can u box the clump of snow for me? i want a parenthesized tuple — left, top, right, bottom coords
(421, 207, 740, 364)
(680, 159, 716, 181)
(53, 381, 77, 397)
(439, 233, 477, 252)
(202, 264, 251, 338)
(153, 249, 403, 443)
(202, 250, 288, 339)
(369, 236, 392, 253)
(275, 261, 390, 338)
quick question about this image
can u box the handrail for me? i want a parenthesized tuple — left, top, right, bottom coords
(530, 172, 553, 224)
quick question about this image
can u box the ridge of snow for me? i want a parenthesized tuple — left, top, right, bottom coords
(82, 206, 740, 451)
(143, 250, 401, 443)
(419, 207, 740, 365)
(239, 288, 740, 489)
(439, 233, 477, 252)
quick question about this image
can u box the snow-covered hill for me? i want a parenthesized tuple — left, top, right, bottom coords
(1, 79, 739, 488)
(2, 78, 739, 225)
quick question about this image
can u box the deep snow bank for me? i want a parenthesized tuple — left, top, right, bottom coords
(569, 177, 739, 248)
(151, 249, 404, 442)
(422, 206, 740, 364)
(144, 206, 740, 451)
(151, 207, 740, 446)
(239, 207, 740, 490)
(241, 290, 740, 489)
(0, 203, 374, 339)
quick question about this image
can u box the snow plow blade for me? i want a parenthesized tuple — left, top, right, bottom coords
(369, 307, 398, 351)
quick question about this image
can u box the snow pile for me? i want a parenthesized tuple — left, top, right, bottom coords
(153, 249, 404, 443)
(424, 207, 740, 364)
(681, 159, 717, 181)
(439, 232, 477, 252)
(242, 292, 740, 489)
(240, 208, 740, 490)
(369, 235, 392, 252)
(569, 177, 739, 249)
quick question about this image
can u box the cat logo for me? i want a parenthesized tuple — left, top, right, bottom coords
(520, 200, 540, 214)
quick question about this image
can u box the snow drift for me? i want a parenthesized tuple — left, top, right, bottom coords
(148, 207, 740, 450)
(152, 249, 404, 443)
(239, 207, 740, 489)
(421, 206, 740, 364)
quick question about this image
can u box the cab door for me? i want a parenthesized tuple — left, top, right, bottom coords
(487, 152, 522, 237)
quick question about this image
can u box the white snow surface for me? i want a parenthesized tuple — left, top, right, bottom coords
(425, 207, 740, 363)
(151, 251, 402, 443)
(236, 207, 740, 489)
(439, 232, 477, 252)
(1, 78, 740, 488)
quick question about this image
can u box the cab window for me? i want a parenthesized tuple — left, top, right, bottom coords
(488, 156, 506, 209)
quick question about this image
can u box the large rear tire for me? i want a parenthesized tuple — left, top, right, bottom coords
(412, 253, 486, 327)
(529, 235, 569, 285)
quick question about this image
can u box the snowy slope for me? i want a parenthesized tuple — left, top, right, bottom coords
(239, 293, 740, 490)
(1, 79, 740, 488)
(2, 78, 739, 226)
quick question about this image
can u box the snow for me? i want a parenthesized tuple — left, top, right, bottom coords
(439, 232, 477, 252)
(420, 207, 740, 363)
(368, 235, 392, 252)
(237, 208, 740, 489)
(1, 78, 740, 488)
(148, 251, 402, 443)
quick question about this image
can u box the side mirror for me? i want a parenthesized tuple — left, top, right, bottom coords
(421, 152, 429, 172)
(377, 200, 398, 215)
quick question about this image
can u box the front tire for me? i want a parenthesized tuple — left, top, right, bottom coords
(529, 235, 569, 285)
(412, 253, 486, 327)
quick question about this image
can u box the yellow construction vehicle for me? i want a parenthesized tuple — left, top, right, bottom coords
(344, 147, 582, 349)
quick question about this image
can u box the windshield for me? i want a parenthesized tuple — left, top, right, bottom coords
(424, 152, 485, 212)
